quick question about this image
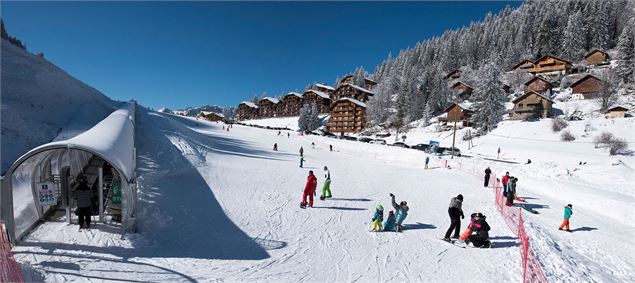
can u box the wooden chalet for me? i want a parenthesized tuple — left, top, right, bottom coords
(340, 75, 355, 85)
(331, 83, 375, 102)
(502, 84, 512, 94)
(450, 81, 474, 101)
(258, 97, 280, 117)
(511, 60, 534, 72)
(197, 111, 225, 122)
(279, 92, 304, 117)
(438, 102, 474, 127)
(607, 105, 628, 119)
(444, 69, 463, 80)
(524, 76, 554, 94)
(585, 49, 610, 66)
(303, 89, 331, 114)
(510, 91, 554, 120)
(237, 101, 259, 120)
(529, 55, 572, 75)
(326, 97, 367, 134)
(570, 74, 605, 98)
(315, 83, 335, 95)
(364, 78, 377, 90)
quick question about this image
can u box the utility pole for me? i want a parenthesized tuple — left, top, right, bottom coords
(451, 120, 457, 159)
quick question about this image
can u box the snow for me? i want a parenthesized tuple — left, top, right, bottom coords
(11, 106, 633, 282)
(285, 92, 303, 98)
(0, 39, 117, 174)
(241, 115, 328, 131)
(240, 101, 258, 108)
(315, 83, 335, 91)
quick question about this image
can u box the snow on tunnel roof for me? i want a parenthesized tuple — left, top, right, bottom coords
(6, 103, 136, 182)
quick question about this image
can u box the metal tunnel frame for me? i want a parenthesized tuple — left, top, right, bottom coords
(1, 102, 137, 243)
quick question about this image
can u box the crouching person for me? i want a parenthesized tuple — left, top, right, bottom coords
(465, 213, 491, 248)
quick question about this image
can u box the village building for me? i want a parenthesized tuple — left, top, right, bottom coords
(302, 89, 331, 114)
(529, 55, 572, 75)
(585, 49, 610, 66)
(338, 75, 377, 91)
(606, 105, 629, 119)
(326, 97, 367, 134)
(364, 78, 377, 90)
(524, 76, 554, 94)
(502, 84, 512, 94)
(314, 83, 335, 95)
(450, 81, 474, 101)
(279, 92, 304, 117)
(510, 59, 534, 72)
(510, 91, 554, 120)
(438, 102, 474, 127)
(330, 83, 375, 102)
(443, 69, 463, 80)
(570, 74, 605, 98)
(258, 97, 280, 117)
(197, 111, 225, 122)
(236, 101, 259, 120)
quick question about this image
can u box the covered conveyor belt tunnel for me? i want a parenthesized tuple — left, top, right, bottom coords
(1, 102, 137, 243)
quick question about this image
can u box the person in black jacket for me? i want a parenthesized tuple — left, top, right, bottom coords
(484, 167, 492, 187)
(465, 213, 491, 248)
(75, 175, 93, 229)
(443, 194, 464, 241)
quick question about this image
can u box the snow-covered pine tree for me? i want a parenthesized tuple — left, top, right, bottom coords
(298, 103, 320, 132)
(470, 63, 506, 133)
(562, 11, 586, 61)
(615, 20, 634, 84)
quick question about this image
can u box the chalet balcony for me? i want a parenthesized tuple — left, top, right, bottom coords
(530, 65, 569, 73)
(513, 106, 544, 113)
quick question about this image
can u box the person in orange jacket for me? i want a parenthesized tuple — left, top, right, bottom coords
(300, 170, 318, 208)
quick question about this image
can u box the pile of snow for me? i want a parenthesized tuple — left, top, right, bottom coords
(0, 39, 117, 173)
(241, 115, 328, 131)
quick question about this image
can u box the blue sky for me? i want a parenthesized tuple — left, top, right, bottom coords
(2, 1, 520, 109)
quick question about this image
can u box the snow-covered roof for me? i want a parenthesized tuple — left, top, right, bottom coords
(200, 111, 224, 117)
(315, 83, 335, 91)
(240, 101, 258, 108)
(6, 103, 136, 182)
(284, 92, 303, 99)
(336, 97, 367, 108)
(305, 89, 330, 99)
(338, 83, 375, 95)
(262, 97, 280, 104)
(607, 105, 629, 111)
(199, 111, 213, 116)
(450, 81, 474, 90)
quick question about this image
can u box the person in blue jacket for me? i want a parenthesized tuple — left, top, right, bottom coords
(559, 204, 573, 232)
(383, 211, 396, 232)
(385, 193, 409, 232)
(371, 204, 384, 231)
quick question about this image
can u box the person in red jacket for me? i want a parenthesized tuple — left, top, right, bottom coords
(501, 172, 510, 197)
(301, 170, 318, 208)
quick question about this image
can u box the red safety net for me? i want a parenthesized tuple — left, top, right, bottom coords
(0, 223, 24, 282)
(453, 160, 548, 283)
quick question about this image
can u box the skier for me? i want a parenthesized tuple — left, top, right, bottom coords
(300, 170, 318, 209)
(484, 167, 492, 187)
(464, 213, 491, 248)
(383, 211, 396, 232)
(389, 193, 409, 232)
(300, 147, 304, 157)
(287, 132, 290, 138)
(223, 125, 225, 130)
(506, 177, 518, 206)
(559, 204, 573, 232)
(425, 156, 430, 170)
(300, 156, 305, 168)
(273, 143, 278, 151)
(75, 175, 93, 230)
(371, 204, 384, 231)
(501, 172, 510, 196)
(320, 166, 332, 200)
(278, 131, 281, 136)
(459, 213, 478, 241)
(311, 142, 315, 149)
(443, 194, 465, 241)
(329, 144, 333, 152)
(497, 147, 501, 159)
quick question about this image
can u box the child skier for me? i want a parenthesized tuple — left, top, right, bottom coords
(299, 156, 305, 168)
(459, 213, 478, 241)
(320, 166, 332, 200)
(371, 204, 384, 231)
(383, 211, 396, 232)
(425, 156, 430, 170)
(559, 204, 573, 232)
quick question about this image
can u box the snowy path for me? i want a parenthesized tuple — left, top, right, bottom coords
(15, 110, 632, 282)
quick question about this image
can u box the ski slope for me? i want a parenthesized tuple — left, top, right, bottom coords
(13, 111, 634, 282)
